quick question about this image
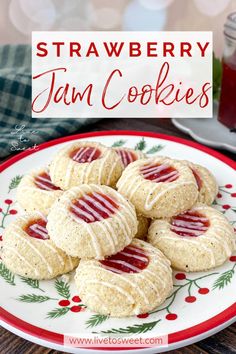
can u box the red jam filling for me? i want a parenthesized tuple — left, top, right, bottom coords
(140, 163, 179, 183)
(116, 149, 137, 167)
(70, 192, 119, 223)
(70, 147, 101, 163)
(34, 172, 61, 191)
(25, 218, 49, 240)
(171, 211, 210, 237)
(100, 245, 149, 273)
(191, 168, 202, 190)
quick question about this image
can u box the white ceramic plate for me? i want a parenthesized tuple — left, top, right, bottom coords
(0, 131, 236, 354)
(172, 102, 236, 153)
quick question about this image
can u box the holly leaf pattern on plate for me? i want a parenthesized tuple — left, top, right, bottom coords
(213, 269, 235, 290)
(146, 145, 164, 154)
(55, 278, 70, 299)
(112, 140, 126, 147)
(8, 175, 23, 193)
(135, 138, 146, 151)
(86, 314, 108, 328)
(17, 294, 54, 303)
(46, 307, 70, 319)
(0, 262, 15, 285)
(94, 320, 161, 334)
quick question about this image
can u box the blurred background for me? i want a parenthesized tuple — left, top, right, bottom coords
(0, 0, 235, 57)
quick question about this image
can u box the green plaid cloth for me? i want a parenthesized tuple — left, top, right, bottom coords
(0, 45, 100, 159)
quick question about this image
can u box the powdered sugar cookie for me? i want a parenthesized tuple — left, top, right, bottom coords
(17, 168, 63, 215)
(47, 184, 138, 259)
(148, 204, 236, 272)
(114, 147, 146, 167)
(49, 141, 123, 190)
(1, 212, 79, 279)
(135, 214, 150, 240)
(184, 161, 218, 205)
(117, 157, 199, 218)
(75, 239, 173, 317)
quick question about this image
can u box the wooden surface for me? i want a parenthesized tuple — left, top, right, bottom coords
(0, 118, 235, 354)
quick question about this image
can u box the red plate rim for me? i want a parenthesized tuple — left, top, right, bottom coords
(0, 130, 236, 351)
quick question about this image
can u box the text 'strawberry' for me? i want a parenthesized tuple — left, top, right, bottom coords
(225, 184, 232, 189)
(4, 199, 13, 205)
(222, 204, 231, 210)
(70, 306, 82, 313)
(175, 273, 186, 280)
(198, 288, 209, 295)
(230, 256, 236, 262)
(185, 296, 196, 303)
(137, 313, 149, 318)
(166, 313, 178, 320)
(72, 296, 81, 303)
(9, 209, 17, 215)
(58, 300, 70, 307)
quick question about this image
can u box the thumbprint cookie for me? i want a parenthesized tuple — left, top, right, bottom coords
(117, 157, 198, 218)
(75, 239, 173, 317)
(148, 204, 236, 272)
(47, 184, 138, 259)
(135, 214, 150, 240)
(17, 168, 63, 215)
(184, 161, 218, 205)
(114, 147, 146, 168)
(1, 212, 79, 279)
(49, 141, 123, 190)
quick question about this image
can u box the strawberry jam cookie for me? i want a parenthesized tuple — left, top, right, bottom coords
(49, 141, 123, 190)
(17, 168, 63, 215)
(1, 212, 79, 279)
(184, 161, 218, 205)
(148, 203, 236, 272)
(117, 157, 198, 218)
(114, 147, 146, 168)
(75, 239, 173, 317)
(135, 214, 150, 240)
(47, 184, 138, 259)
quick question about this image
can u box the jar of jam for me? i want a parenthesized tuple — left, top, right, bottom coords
(218, 12, 236, 130)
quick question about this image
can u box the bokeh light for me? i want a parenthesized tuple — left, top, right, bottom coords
(123, 0, 167, 31)
(194, 0, 231, 17)
(138, 0, 174, 11)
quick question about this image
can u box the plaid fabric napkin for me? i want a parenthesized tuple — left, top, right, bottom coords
(0, 45, 100, 159)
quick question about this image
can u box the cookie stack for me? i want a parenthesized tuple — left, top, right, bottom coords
(1, 141, 235, 317)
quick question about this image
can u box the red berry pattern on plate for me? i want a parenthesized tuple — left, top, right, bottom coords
(34, 172, 61, 191)
(198, 288, 210, 295)
(171, 211, 210, 237)
(25, 218, 49, 240)
(116, 149, 137, 167)
(140, 163, 179, 183)
(166, 313, 178, 320)
(70, 147, 101, 163)
(70, 192, 119, 223)
(100, 245, 149, 274)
